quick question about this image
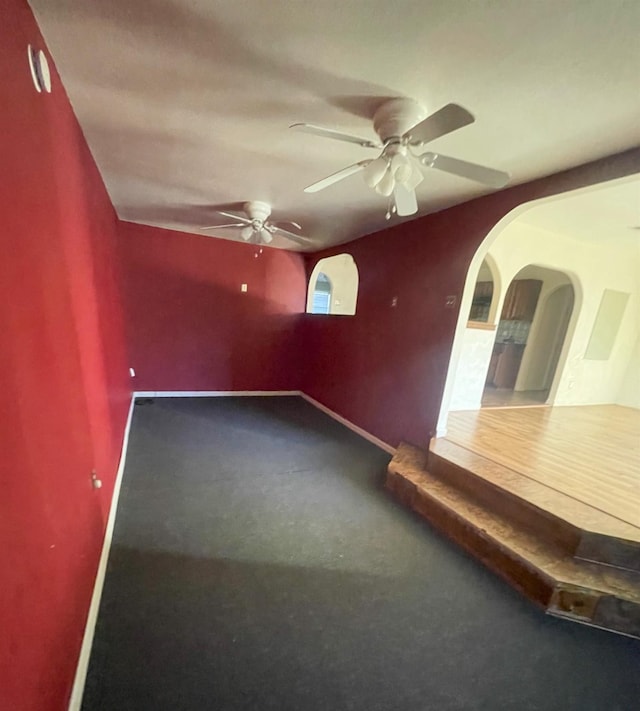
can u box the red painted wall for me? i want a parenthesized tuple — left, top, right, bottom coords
(117, 222, 307, 392)
(301, 149, 640, 448)
(0, 1, 131, 708)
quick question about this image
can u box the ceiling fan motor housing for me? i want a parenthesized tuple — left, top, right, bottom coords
(244, 201, 272, 223)
(373, 98, 427, 142)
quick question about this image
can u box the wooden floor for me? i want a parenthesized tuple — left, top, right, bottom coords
(446, 405, 640, 529)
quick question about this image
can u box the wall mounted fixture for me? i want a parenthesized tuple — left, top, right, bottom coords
(27, 44, 51, 93)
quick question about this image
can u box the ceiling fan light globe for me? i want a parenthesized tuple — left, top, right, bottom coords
(391, 152, 409, 175)
(402, 163, 424, 191)
(394, 162, 413, 184)
(375, 168, 395, 197)
(363, 156, 389, 188)
(260, 228, 273, 244)
(240, 225, 254, 241)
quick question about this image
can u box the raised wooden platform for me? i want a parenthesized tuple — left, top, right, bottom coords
(447, 405, 640, 528)
(386, 406, 640, 638)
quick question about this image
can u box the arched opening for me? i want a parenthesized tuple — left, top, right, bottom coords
(307, 254, 359, 315)
(517, 282, 575, 395)
(483, 265, 575, 408)
(468, 259, 495, 323)
(438, 173, 639, 436)
(310, 272, 332, 314)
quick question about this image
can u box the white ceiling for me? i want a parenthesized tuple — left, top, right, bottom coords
(520, 175, 640, 245)
(30, 0, 640, 251)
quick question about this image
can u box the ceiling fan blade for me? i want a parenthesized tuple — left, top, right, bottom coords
(273, 220, 302, 231)
(273, 227, 314, 246)
(304, 160, 372, 193)
(393, 184, 418, 216)
(405, 103, 474, 146)
(217, 210, 252, 224)
(420, 151, 510, 188)
(290, 122, 381, 149)
(200, 223, 244, 230)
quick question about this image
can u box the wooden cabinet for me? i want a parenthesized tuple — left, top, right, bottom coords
(473, 281, 493, 299)
(486, 343, 526, 389)
(469, 281, 493, 322)
(493, 343, 526, 389)
(501, 279, 542, 321)
(486, 345, 502, 385)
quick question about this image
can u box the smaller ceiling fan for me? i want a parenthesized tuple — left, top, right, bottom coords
(291, 98, 510, 217)
(200, 201, 312, 246)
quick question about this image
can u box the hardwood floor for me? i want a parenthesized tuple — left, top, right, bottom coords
(445, 405, 640, 529)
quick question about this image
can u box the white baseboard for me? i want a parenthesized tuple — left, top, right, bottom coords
(300, 393, 396, 455)
(133, 390, 301, 398)
(68, 396, 135, 711)
(133, 390, 395, 454)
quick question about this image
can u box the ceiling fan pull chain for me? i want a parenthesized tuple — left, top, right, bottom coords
(385, 196, 394, 220)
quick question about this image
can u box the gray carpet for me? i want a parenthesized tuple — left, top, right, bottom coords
(82, 396, 640, 710)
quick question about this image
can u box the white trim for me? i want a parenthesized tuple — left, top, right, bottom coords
(68, 396, 136, 711)
(133, 390, 301, 398)
(300, 393, 396, 455)
(133, 390, 394, 452)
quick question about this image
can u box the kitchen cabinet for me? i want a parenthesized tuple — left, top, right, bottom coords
(486, 342, 526, 389)
(469, 280, 493, 322)
(501, 279, 542, 321)
(493, 343, 526, 388)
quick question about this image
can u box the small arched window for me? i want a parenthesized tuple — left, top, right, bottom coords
(311, 272, 332, 314)
(468, 259, 494, 323)
(307, 254, 359, 315)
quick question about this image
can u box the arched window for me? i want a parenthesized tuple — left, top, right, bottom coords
(311, 272, 332, 314)
(307, 254, 359, 315)
(468, 259, 494, 323)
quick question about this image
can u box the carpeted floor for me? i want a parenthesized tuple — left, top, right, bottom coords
(82, 396, 640, 710)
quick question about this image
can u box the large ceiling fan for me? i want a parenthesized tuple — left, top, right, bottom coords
(201, 201, 313, 247)
(291, 98, 510, 217)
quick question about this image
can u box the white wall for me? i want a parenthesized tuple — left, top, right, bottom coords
(449, 326, 496, 411)
(617, 334, 640, 409)
(307, 253, 359, 315)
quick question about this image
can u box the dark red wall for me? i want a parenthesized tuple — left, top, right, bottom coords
(117, 222, 307, 392)
(0, 1, 131, 708)
(301, 149, 640, 448)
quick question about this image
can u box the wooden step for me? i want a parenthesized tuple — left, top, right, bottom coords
(387, 443, 640, 639)
(429, 438, 640, 573)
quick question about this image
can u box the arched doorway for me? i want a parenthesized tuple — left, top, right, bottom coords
(437, 173, 640, 436)
(517, 283, 574, 396)
(483, 265, 575, 408)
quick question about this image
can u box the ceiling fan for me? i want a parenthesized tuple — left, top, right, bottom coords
(290, 98, 510, 217)
(200, 201, 312, 247)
